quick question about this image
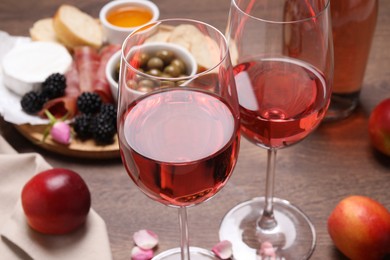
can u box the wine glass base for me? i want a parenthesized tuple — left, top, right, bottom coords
(219, 197, 316, 260)
(153, 246, 218, 260)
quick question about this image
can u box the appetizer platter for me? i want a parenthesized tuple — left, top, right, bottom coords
(0, 4, 121, 158)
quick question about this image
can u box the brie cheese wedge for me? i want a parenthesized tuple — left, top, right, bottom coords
(1, 41, 72, 96)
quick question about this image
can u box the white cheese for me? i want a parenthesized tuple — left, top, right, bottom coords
(1, 41, 72, 96)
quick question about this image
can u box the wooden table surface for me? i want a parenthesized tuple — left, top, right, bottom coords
(1, 0, 389, 259)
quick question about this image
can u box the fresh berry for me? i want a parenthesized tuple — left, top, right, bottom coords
(73, 114, 93, 139)
(41, 73, 66, 100)
(20, 91, 46, 114)
(100, 103, 117, 120)
(91, 113, 116, 144)
(77, 92, 102, 114)
(99, 103, 117, 128)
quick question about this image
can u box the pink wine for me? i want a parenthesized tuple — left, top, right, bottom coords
(234, 58, 329, 149)
(119, 89, 240, 207)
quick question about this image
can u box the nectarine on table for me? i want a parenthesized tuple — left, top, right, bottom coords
(328, 195, 390, 260)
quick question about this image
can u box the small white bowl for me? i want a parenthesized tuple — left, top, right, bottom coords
(106, 42, 198, 102)
(106, 50, 121, 102)
(99, 0, 160, 45)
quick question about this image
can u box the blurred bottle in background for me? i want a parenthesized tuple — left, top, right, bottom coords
(327, 0, 378, 120)
(283, 0, 378, 120)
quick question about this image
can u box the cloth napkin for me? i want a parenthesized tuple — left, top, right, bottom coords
(0, 135, 113, 260)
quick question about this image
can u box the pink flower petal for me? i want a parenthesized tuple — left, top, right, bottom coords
(259, 241, 276, 259)
(212, 240, 233, 259)
(133, 229, 159, 250)
(50, 122, 71, 144)
(131, 246, 154, 260)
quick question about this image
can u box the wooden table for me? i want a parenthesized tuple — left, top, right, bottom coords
(1, 0, 389, 259)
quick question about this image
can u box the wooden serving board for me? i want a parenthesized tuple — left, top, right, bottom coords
(15, 124, 120, 159)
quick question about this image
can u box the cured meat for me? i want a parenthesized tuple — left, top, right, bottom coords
(39, 96, 78, 119)
(74, 46, 100, 93)
(64, 62, 81, 98)
(38, 44, 120, 119)
(38, 62, 80, 119)
(93, 44, 121, 103)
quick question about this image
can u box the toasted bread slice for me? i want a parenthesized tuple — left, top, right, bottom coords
(53, 4, 103, 49)
(29, 18, 60, 43)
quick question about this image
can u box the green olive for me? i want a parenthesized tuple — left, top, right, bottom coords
(160, 73, 173, 78)
(170, 59, 186, 74)
(139, 53, 150, 67)
(146, 68, 162, 77)
(147, 57, 164, 70)
(160, 80, 176, 88)
(156, 50, 175, 65)
(138, 79, 155, 91)
(164, 65, 181, 77)
(126, 79, 138, 90)
(136, 85, 153, 93)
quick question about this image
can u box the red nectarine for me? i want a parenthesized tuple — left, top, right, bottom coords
(328, 195, 390, 260)
(21, 168, 91, 235)
(369, 98, 390, 156)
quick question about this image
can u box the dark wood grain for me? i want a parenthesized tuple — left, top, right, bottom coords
(1, 0, 389, 259)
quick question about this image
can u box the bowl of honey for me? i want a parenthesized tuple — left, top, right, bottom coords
(99, 0, 159, 45)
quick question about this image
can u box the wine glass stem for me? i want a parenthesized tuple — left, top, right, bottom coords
(178, 206, 190, 260)
(258, 148, 278, 230)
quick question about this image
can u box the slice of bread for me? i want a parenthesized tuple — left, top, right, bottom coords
(29, 18, 60, 43)
(53, 4, 103, 50)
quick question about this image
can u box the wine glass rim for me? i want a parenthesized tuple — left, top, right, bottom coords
(121, 18, 230, 81)
(231, 0, 330, 24)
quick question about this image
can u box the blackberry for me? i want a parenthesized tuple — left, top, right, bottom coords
(41, 73, 66, 99)
(99, 103, 117, 124)
(91, 113, 116, 144)
(77, 92, 102, 114)
(20, 91, 46, 114)
(73, 114, 93, 139)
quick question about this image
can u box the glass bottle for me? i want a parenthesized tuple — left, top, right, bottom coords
(326, 0, 378, 120)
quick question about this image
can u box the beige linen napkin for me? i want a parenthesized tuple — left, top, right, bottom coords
(0, 135, 113, 260)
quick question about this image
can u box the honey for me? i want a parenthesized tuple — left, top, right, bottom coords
(106, 6, 153, 28)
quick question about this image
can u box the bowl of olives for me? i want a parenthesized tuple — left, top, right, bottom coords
(106, 50, 121, 102)
(106, 42, 198, 102)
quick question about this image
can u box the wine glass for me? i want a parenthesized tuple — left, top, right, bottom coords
(117, 19, 241, 259)
(220, 0, 333, 259)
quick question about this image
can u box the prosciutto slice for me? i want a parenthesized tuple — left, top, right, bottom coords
(94, 44, 121, 103)
(74, 46, 101, 93)
(63, 62, 80, 97)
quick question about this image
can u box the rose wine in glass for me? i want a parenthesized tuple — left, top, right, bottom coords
(117, 19, 241, 260)
(220, 0, 333, 259)
(119, 89, 239, 206)
(236, 58, 328, 149)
